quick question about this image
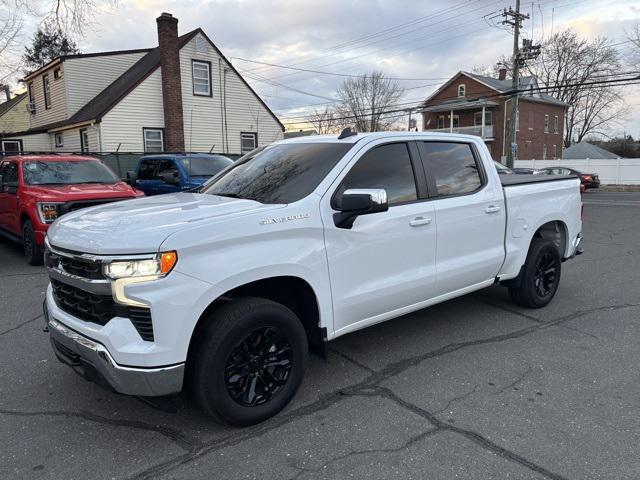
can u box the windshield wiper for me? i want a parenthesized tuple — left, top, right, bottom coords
(213, 192, 243, 199)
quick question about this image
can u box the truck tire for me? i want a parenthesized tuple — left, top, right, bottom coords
(509, 238, 561, 308)
(23, 220, 44, 265)
(188, 297, 308, 426)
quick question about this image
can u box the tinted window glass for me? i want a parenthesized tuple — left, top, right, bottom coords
(158, 160, 178, 177)
(202, 143, 351, 204)
(23, 160, 118, 185)
(338, 143, 417, 205)
(421, 142, 482, 196)
(138, 160, 159, 180)
(1, 161, 18, 184)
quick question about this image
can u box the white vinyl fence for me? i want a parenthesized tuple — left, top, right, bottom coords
(514, 158, 640, 185)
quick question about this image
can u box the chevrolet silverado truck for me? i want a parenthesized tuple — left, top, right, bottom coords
(0, 155, 143, 265)
(43, 132, 583, 425)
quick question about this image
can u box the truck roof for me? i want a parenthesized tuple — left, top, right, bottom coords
(276, 131, 484, 145)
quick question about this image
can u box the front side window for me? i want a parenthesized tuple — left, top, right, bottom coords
(474, 111, 492, 126)
(0, 161, 19, 185)
(138, 160, 159, 180)
(157, 160, 178, 178)
(241, 132, 257, 154)
(202, 142, 352, 204)
(43, 74, 51, 109)
(337, 142, 417, 206)
(192, 60, 211, 96)
(544, 114, 549, 133)
(143, 128, 164, 152)
(22, 160, 119, 185)
(421, 142, 483, 197)
(554, 115, 559, 134)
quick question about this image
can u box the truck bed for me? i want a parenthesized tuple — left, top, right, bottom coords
(500, 173, 579, 187)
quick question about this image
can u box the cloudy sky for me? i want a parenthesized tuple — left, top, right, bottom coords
(16, 0, 640, 136)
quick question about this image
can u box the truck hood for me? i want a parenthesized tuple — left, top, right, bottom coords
(47, 193, 282, 254)
(26, 181, 138, 199)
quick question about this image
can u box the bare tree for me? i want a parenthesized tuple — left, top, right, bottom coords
(0, 8, 24, 85)
(472, 54, 513, 79)
(523, 29, 627, 146)
(307, 106, 342, 134)
(626, 22, 640, 70)
(335, 71, 404, 132)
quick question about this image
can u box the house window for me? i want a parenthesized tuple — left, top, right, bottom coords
(80, 128, 89, 153)
(544, 114, 549, 133)
(192, 60, 211, 96)
(457, 84, 466, 97)
(241, 132, 257, 154)
(143, 128, 164, 152)
(542, 144, 547, 160)
(474, 111, 492, 126)
(452, 115, 459, 128)
(552, 144, 557, 159)
(54, 68, 62, 80)
(436, 115, 445, 129)
(1, 140, 22, 155)
(54, 133, 64, 148)
(27, 83, 35, 112)
(43, 74, 51, 110)
(554, 115, 559, 134)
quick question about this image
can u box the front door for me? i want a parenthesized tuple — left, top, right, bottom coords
(322, 141, 437, 335)
(417, 141, 505, 296)
(0, 160, 20, 234)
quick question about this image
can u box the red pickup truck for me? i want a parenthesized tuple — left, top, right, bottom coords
(0, 155, 143, 264)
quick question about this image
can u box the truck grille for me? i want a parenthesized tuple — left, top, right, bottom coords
(59, 256, 105, 280)
(51, 279, 154, 341)
(61, 198, 130, 213)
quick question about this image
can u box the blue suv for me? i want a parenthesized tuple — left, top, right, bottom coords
(129, 154, 233, 196)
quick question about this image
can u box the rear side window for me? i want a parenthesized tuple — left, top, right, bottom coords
(337, 143, 417, 206)
(138, 160, 159, 180)
(421, 142, 483, 196)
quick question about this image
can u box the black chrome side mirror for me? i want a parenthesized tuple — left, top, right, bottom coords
(126, 170, 138, 187)
(333, 188, 388, 229)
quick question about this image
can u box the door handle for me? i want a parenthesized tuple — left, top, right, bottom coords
(485, 205, 501, 214)
(410, 216, 432, 227)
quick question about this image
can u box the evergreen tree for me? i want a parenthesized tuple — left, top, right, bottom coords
(23, 27, 80, 72)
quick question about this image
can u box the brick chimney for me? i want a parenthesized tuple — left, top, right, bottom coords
(498, 67, 507, 81)
(156, 12, 185, 152)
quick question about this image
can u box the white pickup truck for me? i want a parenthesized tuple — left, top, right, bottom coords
(43, 131, 582, 425)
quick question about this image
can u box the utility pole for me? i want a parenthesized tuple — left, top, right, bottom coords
(502, 0, 528, 168)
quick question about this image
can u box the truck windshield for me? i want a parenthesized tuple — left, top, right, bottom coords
(178, 156, 233, 176)
(23, 160, 119, 185)
(201, 143, 352, 204)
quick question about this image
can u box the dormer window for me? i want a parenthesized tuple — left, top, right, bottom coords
(457, 84, 466, 97)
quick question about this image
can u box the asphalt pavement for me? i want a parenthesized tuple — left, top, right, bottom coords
(1, 191, 639, 480)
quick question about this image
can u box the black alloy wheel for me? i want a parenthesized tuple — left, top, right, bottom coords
(533, 252, 557, 298)
(224, 327, 293, 407)
(23, 220, 44, 265)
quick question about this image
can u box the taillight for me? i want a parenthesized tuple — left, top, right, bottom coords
(579, 184, 584, 220)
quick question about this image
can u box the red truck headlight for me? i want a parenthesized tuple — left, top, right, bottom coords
(37, 202, 64, 224)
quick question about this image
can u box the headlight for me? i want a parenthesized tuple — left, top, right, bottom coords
(37, 202, 63, 224)
(104, 251, 178, 279)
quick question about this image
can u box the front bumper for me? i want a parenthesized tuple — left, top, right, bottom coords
(45, 304, 184, 397)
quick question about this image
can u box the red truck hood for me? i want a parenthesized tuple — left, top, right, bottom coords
(27, 182, 139, 200)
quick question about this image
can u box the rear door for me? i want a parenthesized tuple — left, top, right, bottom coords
(417, 141, 506, 296)
(322, 141, 437, 334)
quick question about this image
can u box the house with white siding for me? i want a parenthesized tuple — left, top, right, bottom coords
(1, 12, 284, 156)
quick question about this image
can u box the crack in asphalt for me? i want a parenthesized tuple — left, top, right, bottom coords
(433, 384, 480, 415)
(0, 408, 196, 452)
(127, 302, 640, 480)
(288, 427, 441, 480)
(0, 313, 43, 337)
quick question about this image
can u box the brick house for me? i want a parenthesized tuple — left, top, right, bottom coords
(420, 69, 567, 161)
(1, 13, 283, 156)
